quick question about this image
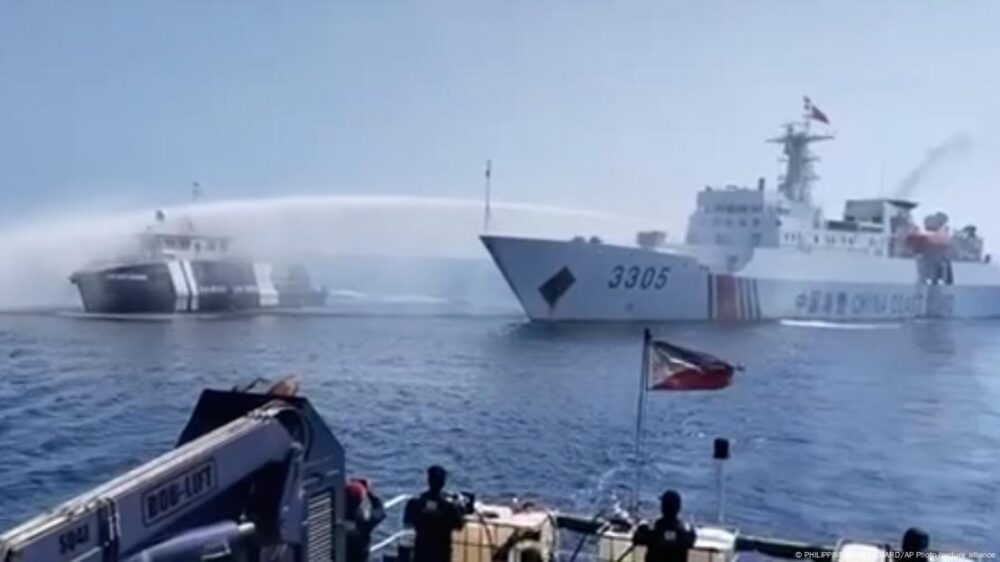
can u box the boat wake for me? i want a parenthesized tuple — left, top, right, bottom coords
(778, 319, 902, 330)
(326, 289, 451, 306)
(567, 445, 643, 517)
(58, 311, 234, 322)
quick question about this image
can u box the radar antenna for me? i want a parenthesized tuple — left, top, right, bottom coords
(767, 98, 834, 204)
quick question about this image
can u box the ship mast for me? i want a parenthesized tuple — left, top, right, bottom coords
(767, 101, 834, 205)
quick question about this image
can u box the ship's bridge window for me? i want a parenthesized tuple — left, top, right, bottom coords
(207, 240, 218, 251)
(178, 238, 191, 250)
(163, 238, 176, 249)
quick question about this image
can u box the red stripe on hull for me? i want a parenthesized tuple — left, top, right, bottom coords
(715, 275, 739, 320)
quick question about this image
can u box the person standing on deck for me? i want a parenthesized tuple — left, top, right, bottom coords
(344, 479, 385, 562)
(403, 465, 467, 562)
(632, 490, 696, 562)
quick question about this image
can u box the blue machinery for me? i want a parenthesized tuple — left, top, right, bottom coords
(0, 387, 971, 562)
(0, 389, 346, 562)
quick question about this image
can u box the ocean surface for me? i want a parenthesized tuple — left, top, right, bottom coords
(0, 305, 998, 551)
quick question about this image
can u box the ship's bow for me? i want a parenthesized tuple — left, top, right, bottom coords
(481, 234, 710, 321)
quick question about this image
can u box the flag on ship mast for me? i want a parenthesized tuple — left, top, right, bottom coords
(631, 329, 737, 512)
(644, 336, 736, 391)
(803, 96, 830, 125)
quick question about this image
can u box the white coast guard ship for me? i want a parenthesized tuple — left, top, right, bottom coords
(482, 103, 1000, 322)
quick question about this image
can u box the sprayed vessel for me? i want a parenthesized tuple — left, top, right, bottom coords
(69, 211, 327, 314)
(483, 104, 1000, 322)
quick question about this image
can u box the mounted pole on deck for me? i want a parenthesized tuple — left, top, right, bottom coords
(186, 181, 203, 232)
(483, 160, 492, 233)
(631, 328, 651, 515)
(714, 437, 730, 523)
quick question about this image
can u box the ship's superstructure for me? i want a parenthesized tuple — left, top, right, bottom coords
(483, 102, 1000, 321)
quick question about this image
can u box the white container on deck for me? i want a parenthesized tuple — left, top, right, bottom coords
(836, 541, 889, 562)
(451, 504, 556, 562)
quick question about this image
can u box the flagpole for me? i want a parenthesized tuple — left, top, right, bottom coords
(632, 328, 651, 515)
(483, 159, 492, 233)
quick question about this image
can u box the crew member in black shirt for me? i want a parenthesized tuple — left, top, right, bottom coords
(632, 490, 696, 562)
(403, 465, 466, 562)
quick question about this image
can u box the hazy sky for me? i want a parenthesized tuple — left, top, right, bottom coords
(3, 1, 1000, 236)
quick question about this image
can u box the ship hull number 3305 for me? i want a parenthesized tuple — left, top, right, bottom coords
(608, 265, 670, 290)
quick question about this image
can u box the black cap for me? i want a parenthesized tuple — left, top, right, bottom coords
(427, 465, 447, 491)
(902, 527, 929, 552)
(660, 490, 682, 516)
(713, 438, 730, 460)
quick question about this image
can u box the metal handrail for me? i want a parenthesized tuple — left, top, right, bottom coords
(370, 530, 414, 554)
(369, 494, 413, 555)
(382, 494, 411, 511)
